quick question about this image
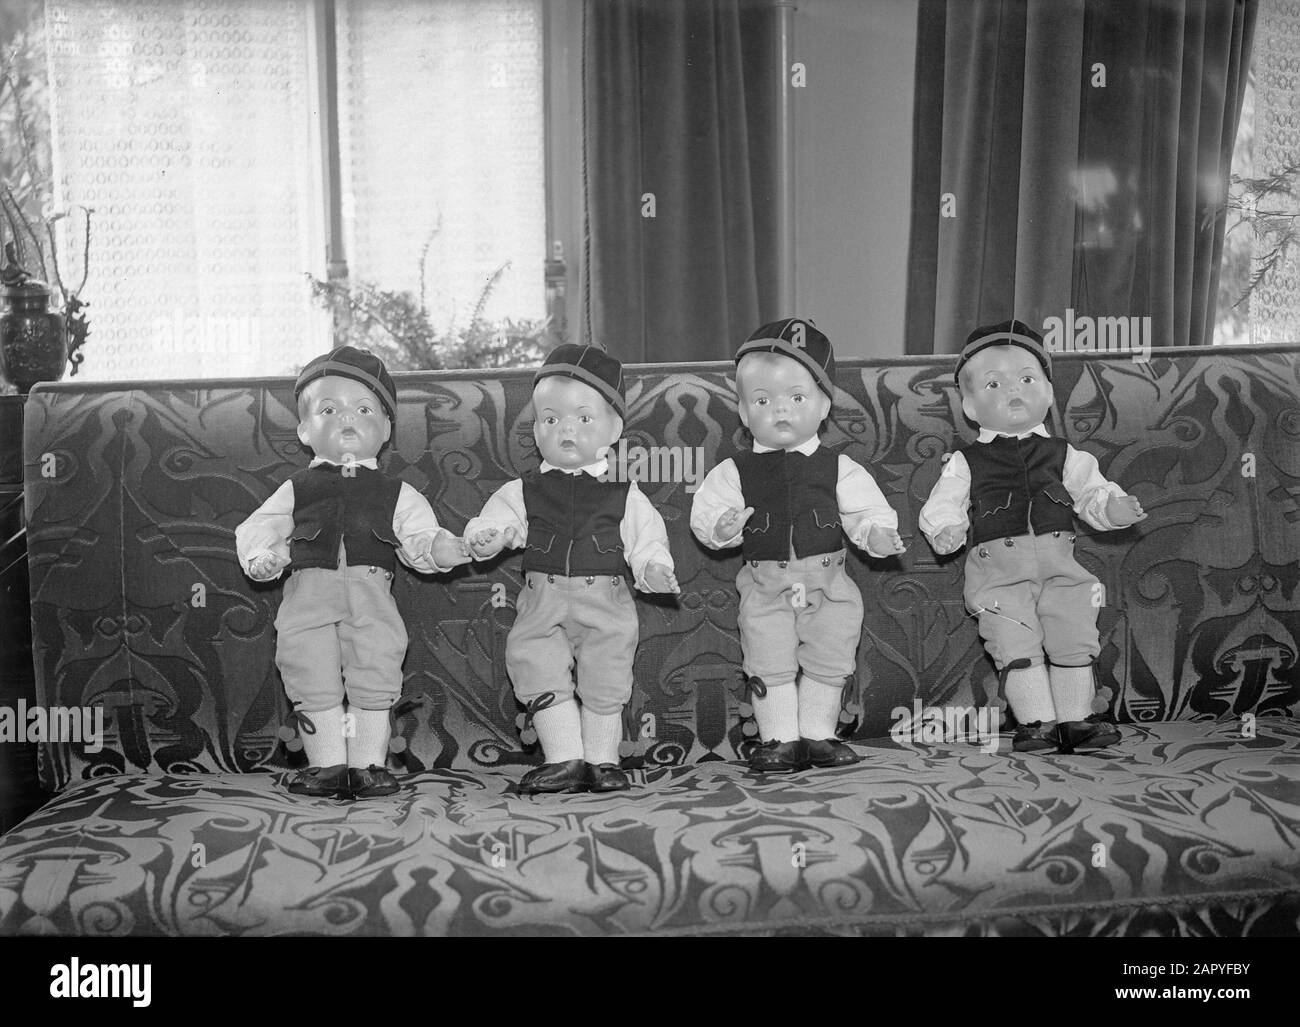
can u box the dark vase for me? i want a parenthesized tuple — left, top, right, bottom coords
(0, 278, 67, 394)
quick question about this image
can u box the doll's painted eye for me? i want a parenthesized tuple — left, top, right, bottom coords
(792, 394, 805, 403)
(755, 397, 768, 406)
(358, 404, 372, 414)
(985, 381, 999, 390)
(1020, 376, 1035, 385)
(321, 404, 336, 414)
(543, 416, 558, 426)
(580, 415, 593, 424)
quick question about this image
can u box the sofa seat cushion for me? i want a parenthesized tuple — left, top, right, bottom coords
(2, 720, 1297, 937)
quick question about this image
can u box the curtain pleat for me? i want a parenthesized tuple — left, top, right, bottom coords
(582, 0, 776, 363)
(906, 0, 1257, 354)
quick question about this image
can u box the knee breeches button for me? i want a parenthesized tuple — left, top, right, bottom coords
(1003, 538, 1015, 547)
(547, 574, 555, 583)
(750, 560, 759, 567)
(977, 546, 989, 558)
(778, 560, 788, 568)
(585, 576, 595, 584)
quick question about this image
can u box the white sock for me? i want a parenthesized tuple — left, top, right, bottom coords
(797, 676, 844, 740)
(581, 707, 624, 766)
(347, 706, 392, 769)
(299, 704, 347, 767)
(532, 700, 584, 763)
(1003, 664, 1056, 725)
(753, 681, 799, 743)
(1050, 664, 1095, 722)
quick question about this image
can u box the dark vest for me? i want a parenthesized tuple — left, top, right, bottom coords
(521, 469, 631, 577)
(734, 447, 842, 561)
(959, 434, 1076, 544)
(289, 464, 405, 572)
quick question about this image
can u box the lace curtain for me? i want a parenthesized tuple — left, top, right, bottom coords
(1251, 0, 1300, 345)
(44, 0, 545, 381)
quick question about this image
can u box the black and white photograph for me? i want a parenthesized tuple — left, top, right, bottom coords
(0, 0, 1297, 986)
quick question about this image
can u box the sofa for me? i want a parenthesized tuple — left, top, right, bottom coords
(1, 345, 1297, 937)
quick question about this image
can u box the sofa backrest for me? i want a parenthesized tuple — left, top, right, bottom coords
(23, 346, 1300, 790)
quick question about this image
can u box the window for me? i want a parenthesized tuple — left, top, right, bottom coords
(25, 0, 554, 381)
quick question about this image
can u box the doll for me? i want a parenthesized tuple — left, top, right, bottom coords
(236, 346, 470, 799)
(690, 318, 904, 773)
(465, 345, 678, 794)
(918, 319, 1146, 753)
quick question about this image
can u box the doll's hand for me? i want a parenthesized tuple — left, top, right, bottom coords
(1106, 494, 1147, 527)
(931, 525, 967, 556)
(866, 524, 906, 556)
(468, 525, 520, 559)
(430, 532, 472, 568)
(248, 552, 289, 580)
(641, 562, 680, 594)
(714, 506, 754, 543)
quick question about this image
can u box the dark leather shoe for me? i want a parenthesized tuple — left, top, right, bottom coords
(587, 763, 631, 792)
(1012, 722, 1058, 753)
(747, 739, 807, 773)
(519, 759, 590, 794)
(348, 765, 400, 798)
(803, 738, 861, 767)
(1056, 716, 1121, 753)
(288, 764, 350, 798)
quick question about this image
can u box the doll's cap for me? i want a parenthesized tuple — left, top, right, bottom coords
(954, 319, 1052, 385)
(534, 344, 627, 418)
(735, 317, 836, 400)
(295, 346, 397, 421)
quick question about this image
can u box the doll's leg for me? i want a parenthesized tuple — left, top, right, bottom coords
(507, 574, 583, 766)
(963, 545, 1055, 739)
(275, 570, 348, 770)
(1036, 536, 1103, 722)
(572, 576, 639, 790)
(736, 562, 800, 744)
(1037, 537, 1116, 750)
(337, 566, 408, 771)
(793, 554, 863, 764)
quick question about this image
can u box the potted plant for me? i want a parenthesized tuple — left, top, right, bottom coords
(0, 27, 91, 394)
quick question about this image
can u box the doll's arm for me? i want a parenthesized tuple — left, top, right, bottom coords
(622, 480, 679, 593)
(235, 479, 295, 580)
(393, 482, 469, 572)
(1063, 445, 1145, 530)
(464, 480, 529, 558)
(838, 456, 904, 556)
(689, 458, 748, 549)
(918, 451, 971, 549)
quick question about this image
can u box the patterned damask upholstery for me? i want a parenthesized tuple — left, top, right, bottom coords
(2, 346, 1298, 935)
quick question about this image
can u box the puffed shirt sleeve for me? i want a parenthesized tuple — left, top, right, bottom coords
(235, 479, 295, 580)
(838, 456, 900, 558)
(689, 458, 746, 549)
(463, 479, 529, 551)
(1063, 445, 1128, 532)
(621, 480, 675, 590)
(918, 451, 972, 545)
(392, 482, 461, 573)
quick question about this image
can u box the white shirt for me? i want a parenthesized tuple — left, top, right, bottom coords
(235, 457, 457, 579)
(917, 423, 1127, 542)
(689, 436, 899, 558)
(462, 457, 675, 591)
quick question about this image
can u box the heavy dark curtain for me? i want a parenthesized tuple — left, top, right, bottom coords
(905, 0, 1257, 353)
(582, 0, 778, 363)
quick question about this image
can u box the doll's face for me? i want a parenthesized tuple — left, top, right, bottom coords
(736, 353, 831, 450)
(959, 346, 1052, 435)
(532, 376, 623, 469)
(296, 375, 391, 464)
